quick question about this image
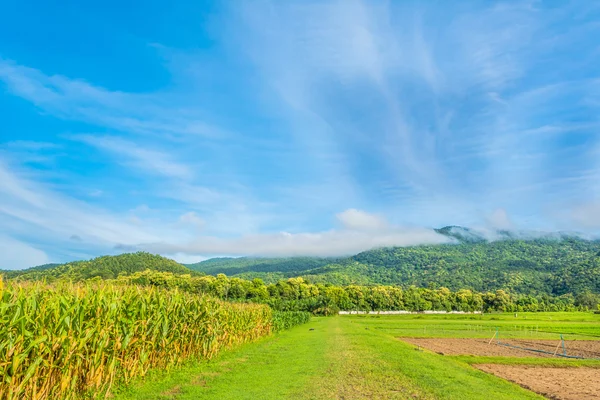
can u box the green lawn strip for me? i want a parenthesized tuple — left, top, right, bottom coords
(114, 318, 332, 400)
(449, 355, 600, 367)
(346, 313, 600, 339)
(294, 317, 434, 400)
(342, 317, 544, 400)
(116, 313, 595, 400)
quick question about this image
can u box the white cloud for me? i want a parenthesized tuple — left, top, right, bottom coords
(143, 225, 451, 257)
(179, 212, 205, 229)
(0, 160, 271, 265)
(569, 202, 600, 229)
(167, 253, 210, 265)
(73, 135, 193, 180)
(2, 1, 600, 266)
(0, 236, 50, 270)
(141, 208, 450, 257)
(486, 208, 514, 230)
(132, 204, 151, 213)
(0, 58, 222, 139)
(0, 163, 452, 261)
(0, 161, 161, 247)
(336, 208, 388, 231)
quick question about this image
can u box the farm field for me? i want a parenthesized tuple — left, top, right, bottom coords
(401, 338, 600, 358)
(475, 365, 600, 400)
(116, 312, 600, 399)
(0, 280, 308, 400)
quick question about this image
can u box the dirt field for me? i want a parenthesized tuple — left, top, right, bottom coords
(475, 364, 600, 400)
(400, 338, 600, 358)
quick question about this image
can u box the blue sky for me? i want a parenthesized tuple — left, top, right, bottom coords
(1, 1, 600, 268)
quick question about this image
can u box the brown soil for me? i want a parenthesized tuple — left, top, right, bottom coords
(475, 364, 600, 400)
(400, 338, 600, 358)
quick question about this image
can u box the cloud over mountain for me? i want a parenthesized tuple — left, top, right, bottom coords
(1, 1, 600, 266)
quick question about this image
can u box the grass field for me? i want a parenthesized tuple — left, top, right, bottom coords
(115, 312, 600, 399)
(354, 311, 600, 339)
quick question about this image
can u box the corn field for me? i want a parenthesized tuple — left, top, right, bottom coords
(272, 311, 312, 332)
(0, 277, 273, 399)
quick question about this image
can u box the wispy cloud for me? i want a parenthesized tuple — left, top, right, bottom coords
(140, 209, 451, 257)
(1, 0, 600, 266)
(0, 235, 50, 270)
(336, 208, 388, 231)
(0, 161, 161, 246)
(230, 0, 567, 219)
(0, 58, 223, 139)
(569, 202, 600, 229)
(72, 135, 194, 180)
(178, 212, 205, 229)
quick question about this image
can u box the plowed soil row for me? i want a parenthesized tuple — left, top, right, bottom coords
(400, 338, 600, 358)
(475, 364, 600, 400)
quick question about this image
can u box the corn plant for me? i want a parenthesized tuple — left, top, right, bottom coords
(272, 311, 311, 332)
(0, 279, 272, 399)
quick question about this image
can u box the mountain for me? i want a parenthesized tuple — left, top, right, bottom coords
(341, 238, 600, 294)
(3, 252, 196, 281)
(434, 225, 590, 244)
(3, 228, 600, 297)
(186, 256, 339, 280)
(434, 225, 488, 243)
(22, 263, 61, 272)
(188, 234, 600, 296)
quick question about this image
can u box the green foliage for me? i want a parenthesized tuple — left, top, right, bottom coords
(346, 238, 600, 295)
(0, 278, 272, 399)
(106, 270, 599, 313)
(118, 316, 548, 400)
(4, 237, 600, 316)
(349, 312, 600, 338)
(187, 238, 600, 296)
(272, 311, 311, 331)
(3, 252, 197, 281)
(7, 236, 600, 298)
(186, 256, 338, 278)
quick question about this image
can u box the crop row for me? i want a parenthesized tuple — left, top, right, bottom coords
(272, 311, 312, 332)
(0, 279, 274, 399)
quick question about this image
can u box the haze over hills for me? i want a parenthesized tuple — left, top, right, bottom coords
(5, 226, 599, 297)
(433, 225, 592, 243)
(188, 236, 600, 296)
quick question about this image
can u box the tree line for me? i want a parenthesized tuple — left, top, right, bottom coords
(115, 270, 600, 315)
(5, 250, 599, 313)
(188, 239, 600, 296)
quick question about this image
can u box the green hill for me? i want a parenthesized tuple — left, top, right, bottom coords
(3, 252, 196, 281)
(189, 235, 600, 296)
(4, 228, 600, 297)
(186, 256, 339, 280)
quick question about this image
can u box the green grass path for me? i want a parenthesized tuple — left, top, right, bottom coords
(115, 317, 543, 400)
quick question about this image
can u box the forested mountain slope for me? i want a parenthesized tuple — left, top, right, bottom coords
(191, 235, 600, 296)
(4, 228, 600, 296)
(186, 257, 338, 277)
(3, 252, 196, 281)
(338, 238, 600, 294)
